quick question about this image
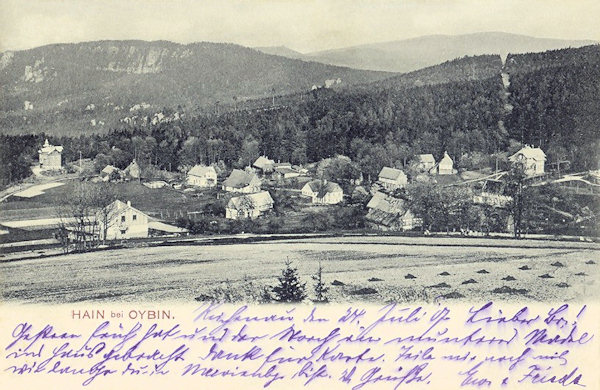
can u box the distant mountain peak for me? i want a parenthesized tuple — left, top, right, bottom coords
(254, 45, 305, 59)
(302, 32, 598, 72)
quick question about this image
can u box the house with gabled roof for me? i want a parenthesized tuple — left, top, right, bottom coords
(100, 165, 122, 182)
(38, 139, 63, 170)
(429, 151, 455, 175)
(416, 154, 436, 171)
(97, 200, 149, 240)
(378, 167, 408, 190)
(509, 145, 546, 177)
(366, 191, 421, 231)
(225, 191, 274, 220)
(301, 179, 343, 204)
(273, 165, 301, 180)
(187, 165, 217, 187)
(222, 169, 261, 193)
(252, 155, 275, 173)
(124, 159, 141, 179)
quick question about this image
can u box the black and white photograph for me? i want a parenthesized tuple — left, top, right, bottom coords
(0, 1, 599, 387)
(1, 0, 598, 305)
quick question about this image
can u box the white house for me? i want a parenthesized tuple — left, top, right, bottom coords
(509, 145, 546, 177)
(222, 169, 261, 193)
(225, 191, 274, 220)
(430, 152, 454, 175)
(365, 191, 421, 231)
(124, 160, 141, 179)
(377, 167, 408, 190)
(38, 139, 63, 170)
(302, 180, 343, 204)
(187, 165, 217, 187)
(416, 154, 436, 171)
(97, 200, 149, 240)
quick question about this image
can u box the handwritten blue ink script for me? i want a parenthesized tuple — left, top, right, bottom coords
(2, 302, 598, 389)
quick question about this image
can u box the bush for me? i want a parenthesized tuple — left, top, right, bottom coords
(266, 215, 284, 233)
(204, 199, 226, 217)
(332, 206, 366, 229)
(196, 277, 272, 303)
(301, 211, 333, 232)
(175, 216, 220, 235)
(224, 218, 257, 234)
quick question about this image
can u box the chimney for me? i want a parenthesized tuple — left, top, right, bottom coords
(127, 200, 131, 207)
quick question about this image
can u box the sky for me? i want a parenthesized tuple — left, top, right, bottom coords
(1, 0, 599, 53)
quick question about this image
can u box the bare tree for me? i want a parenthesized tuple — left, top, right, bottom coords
(55, 182, 116, 252)
(93, 183, 117, 244)
(56, 184, 96, 252)
(236, 195, 255, 219)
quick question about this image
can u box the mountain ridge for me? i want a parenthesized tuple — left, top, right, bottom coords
(302, 32, 597, 72)
(0, 40, 391, 134)
(253, 45, 305, 59)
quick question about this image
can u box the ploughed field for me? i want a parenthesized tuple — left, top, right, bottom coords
(1, 236, 598, 303)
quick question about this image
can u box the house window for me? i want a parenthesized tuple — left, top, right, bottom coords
(133, 214, 137, 221)
(120, 229, 127, 235)
(121, 215, 126, 223)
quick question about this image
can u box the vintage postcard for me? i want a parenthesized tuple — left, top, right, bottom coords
(0, 0, 599, 389)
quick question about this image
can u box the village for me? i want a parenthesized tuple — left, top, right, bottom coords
(2, 136, 597, 256)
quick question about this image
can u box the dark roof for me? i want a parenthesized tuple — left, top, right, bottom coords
(274, 167, 297, 174)
(365, 192, 412, 227)
(367, 192, 407, 214)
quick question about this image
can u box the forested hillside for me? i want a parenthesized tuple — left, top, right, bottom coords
(2, 45, 599, 187)
(0, 40, 389, 135)
(1, 55, 507, 184)
(506, 46, 600, 170)
(505, 45, 600, 74)
(359, 54, 502, 91)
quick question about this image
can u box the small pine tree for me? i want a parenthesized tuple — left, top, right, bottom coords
(272, 258, 306, 302)
(312, 261, 329, 303)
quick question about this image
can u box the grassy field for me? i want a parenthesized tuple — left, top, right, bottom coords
(0, 176, 353, 243)
(0, 180, 214, 219)
(0, 179, 222, 243)
(1, 236, 597, 303)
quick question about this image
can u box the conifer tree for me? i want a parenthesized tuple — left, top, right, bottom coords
(272, 258, 306, 302)
(312, 261, 329, 302)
